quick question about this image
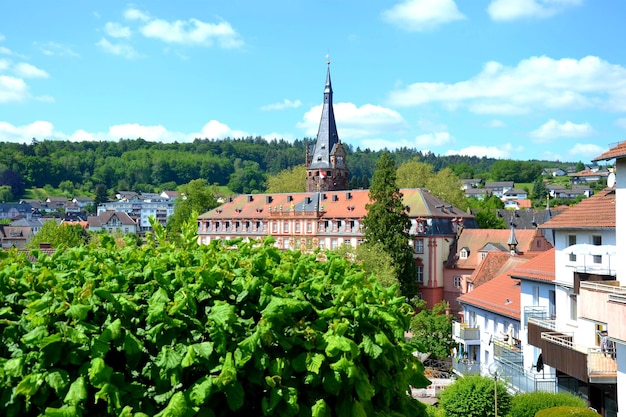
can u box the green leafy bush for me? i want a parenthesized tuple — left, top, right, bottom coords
(508, 391, 587, 417)
(0, 225, 429, 416)
(438, 374, 512, 417)
(535, 406, 601, 417)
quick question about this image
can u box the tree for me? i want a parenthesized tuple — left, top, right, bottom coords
(409, 300, 456, 359)
(265, 165, 306, 193)
(28, 220, 89, 249)
(0, 185, 13, 202)
(536, 406, 600, 417)
(0, 220, 430, 416)
(363, 152, 417, 297)
(531, 177, 547, 201)
(0, 168, 25, 198)
(438, 374, 512, 417)
(467, 196, 506, 229)
(426, 168, 467, 210)
(167, 179, 220, 235)
(396, 159, 434, 189)
(94, 184, 109, 207)
(508, 391, 587, 417)
(335, 241, 399, 291)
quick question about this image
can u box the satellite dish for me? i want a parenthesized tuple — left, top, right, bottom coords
(608, 172, 616, 188)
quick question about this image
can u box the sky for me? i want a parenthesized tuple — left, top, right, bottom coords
(0, 1, 624, 163)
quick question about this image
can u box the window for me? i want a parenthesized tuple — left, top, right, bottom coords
(570, 294, 578, 321)
(331, 239, 338, 249)
(295, 222, 301, 233)
(592, 235, 602, 246)
(593, 255, 602, 264)
(468, 311, 477, 327)
(416, 266, 424, 283)
(344, 239, 351, 246)
(417, 292, 423, 300)
(272, 222, 277, 233)
(415, 239, 424, 254)
(453, 276, 461, 288)
(480, 252, 487, 260)
(319, 240, 325, 250)
(283, 221, 289, 233)
(533, 286, 539, 305)
(306, 222, 312, 232)
(568, 235, 577, 261)
(460, 248, 468, 259)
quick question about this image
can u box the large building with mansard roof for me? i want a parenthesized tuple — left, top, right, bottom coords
(196, 63, 477, 308)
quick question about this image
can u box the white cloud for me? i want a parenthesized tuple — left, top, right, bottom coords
(68, 129, 99, 142)
(124, 8, 150, 22)
(487, 0, 582, 21)
(14, 62, 49, 78)
(387, 55, 626, 114)
(104, 22, 132, 38)
(0, 75, 28, 103)
(0, 120, 55, 141)
(191, 120, 249, 140)
(96, 38, 139, 59)
(261, 99, 302, 111)
(530, 119, 593, 142)
(567, 143, 605, 158)
(109, 123, 170, 141)
(0, 58, 9, 71)
(126, 9, 243, 48)
(445, 144, 522, 159)
(382, 0, 465, 31)
(0, 46, 11, 55)
(34, 41, 79, 57)
(415, 131, 454, 147)
(298, 102, 408, 139)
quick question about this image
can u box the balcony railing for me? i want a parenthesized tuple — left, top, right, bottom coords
(452, 359, 481, 376)
(497, 359, 557, 393)
(452, 322, 480, 342)
(587, 349, 617, 381)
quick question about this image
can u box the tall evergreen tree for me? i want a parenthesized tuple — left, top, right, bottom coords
(363, 152, 417, 297)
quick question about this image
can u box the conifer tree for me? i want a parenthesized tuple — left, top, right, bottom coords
(363, 152, 417, 297)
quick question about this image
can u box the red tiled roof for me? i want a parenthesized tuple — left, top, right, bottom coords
(540, 188, 615, 229)
(198, 188, 474, 221)
(469, 252, 538, 287)
(593, 141, 626, 161)
(509, 248, 555, 282)
(458, 269, 523, 320)
(453, 228, 542, 270)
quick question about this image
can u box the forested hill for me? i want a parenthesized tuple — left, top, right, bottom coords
(0, 137, 568, 198)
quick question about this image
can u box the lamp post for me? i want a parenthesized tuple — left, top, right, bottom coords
(488, 362, 503, 417)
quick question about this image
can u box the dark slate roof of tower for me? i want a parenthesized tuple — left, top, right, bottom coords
(308, 65, 340, 170)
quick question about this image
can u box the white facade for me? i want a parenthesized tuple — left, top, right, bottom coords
(97, 200, 175, 232)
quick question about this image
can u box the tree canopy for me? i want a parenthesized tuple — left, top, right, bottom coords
(27, 220, 89, 249)
(409, 300, 456, 359)
(0, 220, 430, 416)
(438, 374, 512, 417)
(166, 179, 220, 236)
(363, 152, 417, 297)
(265, 165, 306, 193)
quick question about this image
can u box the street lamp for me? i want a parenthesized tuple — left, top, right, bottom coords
(488, 362, 503, 417)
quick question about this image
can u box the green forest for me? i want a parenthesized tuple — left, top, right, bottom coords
(0, 137, 570, 202)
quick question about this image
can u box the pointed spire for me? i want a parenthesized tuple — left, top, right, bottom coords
(507, 219, 518, 254)
(307, 61, 340, 171)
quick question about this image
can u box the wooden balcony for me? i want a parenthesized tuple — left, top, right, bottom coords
(528, 318, 616, 383)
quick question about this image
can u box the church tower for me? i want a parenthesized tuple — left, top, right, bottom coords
(306, 62, 349, 192)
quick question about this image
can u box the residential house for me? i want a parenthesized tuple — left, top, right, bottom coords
(485, 181, 515, 198)
(0, 203, 32, 221)
(72, 196, 94, 209)
(454, 249, 559, 393)
(461, 179, 483, 190)
(45, 197, 69, 212)
(542, 168, 567, 177)
(502, 188, 528, 201)
(88, 211, 137, 235)
(464, 188, 489, 200)
(504, 199, 532, 210)
(569, 169, 609, 185)
(444, 227, 552, 314)
(548, 184, 593, 199)
(526, 188, 618, 416)
(160, 190, 180, 200)
(0, 225, 33, 249)
(98, 192, 176, 233)
(10, 217, 45, 236)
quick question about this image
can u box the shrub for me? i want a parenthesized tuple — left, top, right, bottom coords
(508, 391, 587, 417)
(438, 374, 512, 417)
(535, 405, 601, 417)
(0, 222, 430, 416)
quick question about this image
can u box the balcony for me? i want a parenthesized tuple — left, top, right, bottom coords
(579, 281, 626, 343)
(528, 318, 616, 384)
(452, 322, 480, 344)
(452, 359, 481, 376)
(496, 359, 557, 393)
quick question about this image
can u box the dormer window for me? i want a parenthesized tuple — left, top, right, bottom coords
(460, 248, 469, 259)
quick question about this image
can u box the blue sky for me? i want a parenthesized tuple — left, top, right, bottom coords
(0, 0, 623, 163)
